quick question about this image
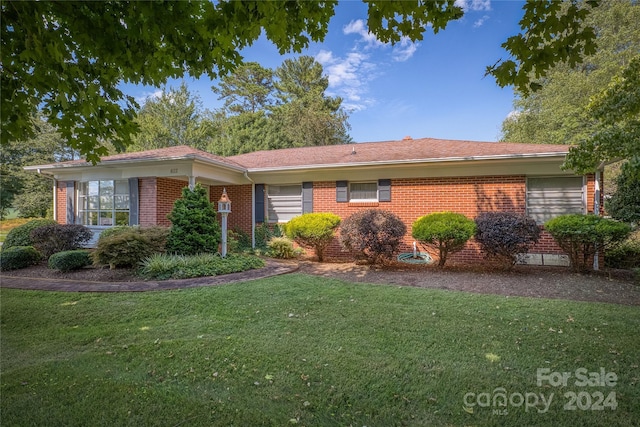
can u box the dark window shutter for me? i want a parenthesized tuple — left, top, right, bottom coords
(255, 184, 265, 223)
(302, 182, 313, 213)
(378, 179, 391, 202)
(66, 181, 75, 224)
(336, 181, 348, 202)
(128, 178, 139, 226)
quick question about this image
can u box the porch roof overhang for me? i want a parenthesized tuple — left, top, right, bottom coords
(242, 152, 574, 184)
(25, 152, 251, 186)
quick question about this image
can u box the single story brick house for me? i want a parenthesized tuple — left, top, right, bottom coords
(26, 137, 603, 266)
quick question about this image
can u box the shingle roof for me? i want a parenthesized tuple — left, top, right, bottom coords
(227, 137, 570, 170)
(28, 138, 570, 172)
(29, 145, 245, 170)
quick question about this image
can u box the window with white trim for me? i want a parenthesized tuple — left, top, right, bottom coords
(267, 184, 302, 223)
(77, 180, 130, 226)
(526, 176, 585, 224)
(349, 181, 378, 202)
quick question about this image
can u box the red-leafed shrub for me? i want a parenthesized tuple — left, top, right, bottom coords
(475, 212, 541, 268)
(30, 224, 93, 258)
(339, 209, 407, 264)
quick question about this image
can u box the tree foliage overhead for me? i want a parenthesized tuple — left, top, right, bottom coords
(564, 54, 640, 174)
(2, 0, 607, 162)
(501, 0, 640, 148)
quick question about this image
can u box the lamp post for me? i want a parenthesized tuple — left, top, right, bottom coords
(218, 188, 231, 258)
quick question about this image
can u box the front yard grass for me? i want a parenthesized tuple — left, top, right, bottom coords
(1, 274, 638, 426)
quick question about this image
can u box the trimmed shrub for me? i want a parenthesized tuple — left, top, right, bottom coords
(545, 214, 631, 272)
(605, 240, 640, 270)
(48, 250, 92, 272)
(255, 223, 282, 250)
(230, 227, 252, 252)
(97, 225, 133, 241)
(284, 213, 341, 262)
(166, 184, 221, 255)
(412, 212, 476, 267)
(0, 246, 41, 271)
(139, 253, 265, 280)
(2, 219, 56, 250)
(30, 224, 93, 258)
(339, 209, 407, 264)
(97, 226, 169, 254)
(267, 236, 300, 259)
(92, 231, 155, 269)
(475, 212, 541, 267)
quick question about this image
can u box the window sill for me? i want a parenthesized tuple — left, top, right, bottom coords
(348, 201, 379, 207)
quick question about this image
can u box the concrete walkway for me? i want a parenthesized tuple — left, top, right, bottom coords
(0, 260, 299, 292)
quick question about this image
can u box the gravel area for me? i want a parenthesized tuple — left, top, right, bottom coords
(2, 260, 638, 306)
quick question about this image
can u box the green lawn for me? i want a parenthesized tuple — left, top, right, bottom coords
(1, 274, 638, 426)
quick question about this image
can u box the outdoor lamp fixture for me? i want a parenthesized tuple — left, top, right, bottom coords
(218, 188, 231, 257)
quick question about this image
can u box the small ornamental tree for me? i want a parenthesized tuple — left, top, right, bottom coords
(283, 212, 341, 262)
(545, 214, 631, 272)
(166, 184, 221, 255)
(339, 209, 407, 264)
(412, 212, 476, 267)
(475, 212, 541, 268)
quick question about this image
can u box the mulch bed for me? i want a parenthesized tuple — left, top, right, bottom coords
(1, 259, 638, 306)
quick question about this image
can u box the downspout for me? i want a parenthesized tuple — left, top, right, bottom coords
(244, 171, 256, 248)
(593, 163, 605, 271)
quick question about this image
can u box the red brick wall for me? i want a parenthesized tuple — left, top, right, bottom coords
(139, 177, 158, 226)
(211, 185, 253, 235)
(156, 178, 186, 226)
(310, 174, 597, 263)
(55, 181, 68, 225)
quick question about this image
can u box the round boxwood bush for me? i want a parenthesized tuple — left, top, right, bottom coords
(339, 209, 407, 264)
(267, 236, 300, 259)
(545, 214, 631, 272)
(48, 250, 92, 272)
(2, 219, 56, 250)
(412, 212, 476, 266)
(283, 213, 341, 262)
(475, 212, 541, 267)
(0, 246, 41, 271)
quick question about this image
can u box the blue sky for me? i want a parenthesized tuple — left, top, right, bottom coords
(123, 0, 526, 144)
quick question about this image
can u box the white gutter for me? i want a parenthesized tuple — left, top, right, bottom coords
(24, 153, 248, 174)
(244, 171, 256, 249)
(244, 152, 569, 173)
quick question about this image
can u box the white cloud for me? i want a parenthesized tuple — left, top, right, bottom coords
(454, 0, 491, 12)
(343, 19, 385, 49)
(473, 15, 490, 28)
(392, 38, 418, 62)
(135, 89, 163, 105)
(316, 50, 376, 112)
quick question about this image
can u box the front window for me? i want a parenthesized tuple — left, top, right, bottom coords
(349, 182, 378, 202)
(267, 184, 302, 223)
(78, 180, 129, 226)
